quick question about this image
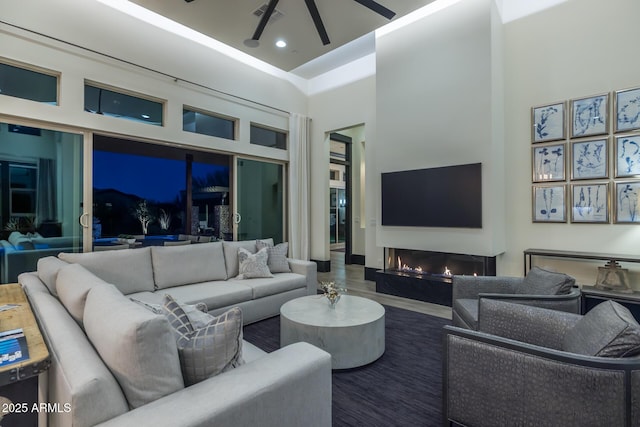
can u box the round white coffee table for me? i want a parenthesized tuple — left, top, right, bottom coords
(280, 295, 385, 369)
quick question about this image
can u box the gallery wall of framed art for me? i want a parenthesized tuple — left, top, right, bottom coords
(531, 85, 640, 224)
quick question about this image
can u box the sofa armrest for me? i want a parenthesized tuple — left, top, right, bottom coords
(477, 299, 582, 349)
(96, 342, 332, 427)
(452, 275, 523, 300)
(288, 258, 318, 295)
(478, 286, 582, 314)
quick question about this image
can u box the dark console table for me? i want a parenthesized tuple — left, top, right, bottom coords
(524, 248, 640, 320)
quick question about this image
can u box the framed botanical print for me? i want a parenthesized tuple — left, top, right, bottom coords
(531, 102, 565, 143)
(614, 181, 640, 223)
(570, 93, 609, 138)
(570, 183, 609, 223)
(571, 138, 608, 180)
(614, 86, 640, 133)
(532, 184, 566, 223)
(532, 143, 565, 182)
(614, 134, 640, 177)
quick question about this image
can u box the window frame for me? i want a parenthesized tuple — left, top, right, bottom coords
(0, 57, 60, 105)
(182, 105, 238, 141)
(84, 80, 166, 126)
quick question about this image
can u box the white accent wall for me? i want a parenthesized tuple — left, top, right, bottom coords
(375, 0, 506, 258)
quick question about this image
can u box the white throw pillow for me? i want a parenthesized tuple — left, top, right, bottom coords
(162, 294, 244, 386)
(237, 247, 273, 279)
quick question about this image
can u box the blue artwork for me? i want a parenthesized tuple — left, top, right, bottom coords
(533, 185, 565, 222)
(572, 94, 608, 137)
(616, 87, 640, 132)
(572, 139, 607, 180)
(615, 135, 640, 177)
(532, 144, 565, 182)
(571, 184, 608, 223)
(532, 103, 564, 142)
(616, 182, 640, 223)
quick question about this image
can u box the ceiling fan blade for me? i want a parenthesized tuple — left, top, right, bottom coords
(353, 0, 396, 20)
(304, 0, 330, 45)
(252, 0, 280, 41)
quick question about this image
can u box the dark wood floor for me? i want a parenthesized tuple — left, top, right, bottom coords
(317, 251, 452, 319)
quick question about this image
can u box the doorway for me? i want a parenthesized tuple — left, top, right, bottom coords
(329, 132, 352, 264)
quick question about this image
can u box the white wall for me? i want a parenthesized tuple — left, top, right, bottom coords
(375, 0, 506, 260)
(308, 77, 376, 263)
(503, 0, 640, 287)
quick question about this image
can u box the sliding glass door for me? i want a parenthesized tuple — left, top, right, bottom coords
(0, 122, 84, 283)
(235, 158, 285, 243)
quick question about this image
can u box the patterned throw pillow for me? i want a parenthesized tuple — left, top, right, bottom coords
(256, 240, 291, 273)
(162, 295, 244, 386)
(237, 247, 273, 279)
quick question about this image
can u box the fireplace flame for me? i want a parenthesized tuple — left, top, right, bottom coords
(443, 266, 452, 277)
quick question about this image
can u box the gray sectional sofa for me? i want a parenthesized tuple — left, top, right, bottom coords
(18, 239, 332, 427)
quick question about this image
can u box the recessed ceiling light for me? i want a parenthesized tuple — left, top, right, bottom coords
(275, 40, 287, 48)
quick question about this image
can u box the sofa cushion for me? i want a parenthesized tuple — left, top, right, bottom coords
(59, 247, 155, 294)
(237, 247, 273, 279)
(26, 289, 129, 426)
(562, 300, 640, 357)
(237, 273, 307, 299)
(151, 242, 227, 289)
(453, 298, 479, 330)
(56, 263, 108, 326)
(37, 256, 69, 296)
(83, 284, 184, 409)
(162, 294, 244, 386)
(129, 281, 254, 312)
(517, 266, 575, 295)
(256, 241, 291, 273)
(131, 298, 210, 328)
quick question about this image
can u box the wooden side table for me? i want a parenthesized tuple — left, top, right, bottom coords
(0, 284, 50, 427)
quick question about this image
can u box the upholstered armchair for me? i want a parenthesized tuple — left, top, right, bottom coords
(443, 299, 640, 427)
(452, 266, 581, 330)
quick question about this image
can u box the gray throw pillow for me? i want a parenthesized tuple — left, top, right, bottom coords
(237, 247, 273, 279)
(518, 266, 575, 295)
(162, 295, 244, 386)
(562, 300, 640, 357)
(256, 240, 291, 273)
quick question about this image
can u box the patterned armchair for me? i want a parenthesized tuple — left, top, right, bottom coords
(443, 299, 640, 427)
(452, 266, 581, 330)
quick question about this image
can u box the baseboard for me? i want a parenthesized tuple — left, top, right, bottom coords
(349, 254, 365, 265)
(312, 259, 331, 273)
(364, 267, 378, 282)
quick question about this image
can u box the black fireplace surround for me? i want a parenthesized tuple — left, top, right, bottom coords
(375, 248, 496, 306)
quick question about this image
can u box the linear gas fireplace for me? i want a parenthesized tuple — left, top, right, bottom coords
(376, 248, 496, 306)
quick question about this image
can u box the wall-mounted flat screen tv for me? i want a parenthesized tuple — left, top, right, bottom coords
(381, 163, 482, 228)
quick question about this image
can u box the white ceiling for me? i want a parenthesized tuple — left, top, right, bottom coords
(129, 0, 435, 74)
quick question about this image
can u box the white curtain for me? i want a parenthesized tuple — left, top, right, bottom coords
(288, 113, 311, 260)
